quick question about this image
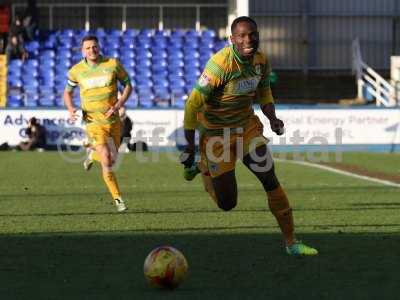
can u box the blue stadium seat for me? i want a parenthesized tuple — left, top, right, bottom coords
(168, 59, 184, 68)
(24, 59, 39, 69)
(171, 90, 187, 108)
(135, 60, 151, 70)
(57, 48, 72, 59)
(120, 49, 135, 59)
(103, 49, 120, 58)
(72, 53, 83, 63)
(121, 39, 135, 49)
(185, 77, 198, 91)
(201, 29, 216, 40)
(109, 29, 122, 38)
(58, 37, 73, 48)
(153, 78, 169, 89)
(152, 69, 168, 78)
(138, 89, 155, 108)
(183, 47, 200, 56)
(42, 39, 57, 49)
(95, 28, 107, 38)
(22, 70, 39, 80)
(25, 93, 39, 107)
(184, 58, 200, 68)
(214, 40, 228, 51)
(22, 77, 39, 89)
(135, 49, 152, 59)
(25, 41, 40, 52)
(152, 49, 168, 59)
(9, 59, 23, 68)
(7, 94, 24, 107)
(123, 29, 139, 38)
(122, 59, 136, 69)
(39, 94, 56, 107)
(105, 39, 121, 49)
(8, 77, 23, 88)
(60, 29, 74, 38)
(151, 60, 167, 71)
(8, 66, 22, 77)
(185, 68, 200, 78)
(138, 29, 153, 38)
(40, 49, 56, 59)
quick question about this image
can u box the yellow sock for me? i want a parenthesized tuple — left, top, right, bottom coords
(267, 185, 295, 245)
(102, 171, 121, 200)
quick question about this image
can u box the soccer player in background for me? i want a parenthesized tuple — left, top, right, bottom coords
(181, 16, 318, 256)
(64, 35, 132, 212)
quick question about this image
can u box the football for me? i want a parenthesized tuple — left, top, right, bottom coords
(143, 246, 188, 289)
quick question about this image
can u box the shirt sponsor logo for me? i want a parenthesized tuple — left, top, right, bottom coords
(81, 75, 111, 89)
(235, 76, 260, 93)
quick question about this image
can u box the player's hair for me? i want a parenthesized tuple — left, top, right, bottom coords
(231, 16, 258, 33)
(81, 35, 99, 46)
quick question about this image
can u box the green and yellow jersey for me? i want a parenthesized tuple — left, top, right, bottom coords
(184, 45, 274, 131)
(65, 57, 131, 124)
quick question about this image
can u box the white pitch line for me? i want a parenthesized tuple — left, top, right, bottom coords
(276, 159, 400, 188)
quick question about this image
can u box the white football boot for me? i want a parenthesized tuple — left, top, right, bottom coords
(114, 198, 127, 212)
(83, 148, 94, 171)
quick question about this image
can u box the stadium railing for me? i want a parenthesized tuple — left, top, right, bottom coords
(352, 38, 397, 107)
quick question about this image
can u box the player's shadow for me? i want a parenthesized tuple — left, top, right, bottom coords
(0, 232, 398, 299)
(0, 205, 399, 218)
(1, 184, 395, 201)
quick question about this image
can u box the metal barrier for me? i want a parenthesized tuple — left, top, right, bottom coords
(352, 38, 397, 107)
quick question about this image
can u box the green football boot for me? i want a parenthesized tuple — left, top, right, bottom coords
(286, 241, 318, 256)
(183, 164, 201, 181)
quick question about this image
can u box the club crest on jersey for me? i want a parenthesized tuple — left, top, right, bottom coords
(209, 162, 219, 173)
(198, 73, 210, 87)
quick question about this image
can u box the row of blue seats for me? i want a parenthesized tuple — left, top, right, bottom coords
(26, 39, 226, 51)
(42, 28, 217, 39)
(7, 90, 187, 109)
(7, 29, 225, 108)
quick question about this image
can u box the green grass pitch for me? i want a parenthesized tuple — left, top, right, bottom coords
(0, 151, 399, 299)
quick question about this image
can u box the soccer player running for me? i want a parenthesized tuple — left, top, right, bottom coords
(181, 17, 318, 256)
(64, 35, 132, 212)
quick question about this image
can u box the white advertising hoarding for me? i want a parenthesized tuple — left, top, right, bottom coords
(0, 108, 399, 149)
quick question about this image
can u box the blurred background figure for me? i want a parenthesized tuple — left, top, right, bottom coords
(22, 0, 38, 41)
(119, 106, 133, 152)
(0, 1, 10, 53)
(9, 13, 25, 43)
(5, 34, 28, 61)
(18, 117, 47, 151)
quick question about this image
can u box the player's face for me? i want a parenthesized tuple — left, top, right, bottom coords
(82, 40, 100, 62)
(230, 21, 259, 59)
